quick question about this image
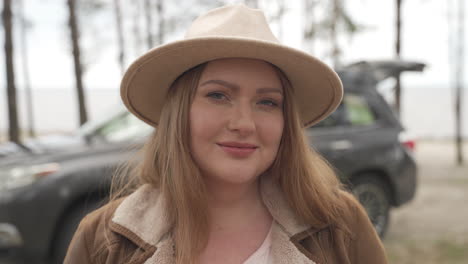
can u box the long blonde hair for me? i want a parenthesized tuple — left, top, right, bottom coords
(111, 62, 349, 263)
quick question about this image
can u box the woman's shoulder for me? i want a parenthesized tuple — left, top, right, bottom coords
(64, 198, 127, 263)
(78, 184, 162, 236)
(293, 189, 388, 263)
(72, 184, 166, 249)
(80, 197, 126, 231)
(72, 198, 127, 247)
(336, 189, 388, 261)
(337, 189, 363, 214)
(314, 189, 377, 243)
(336, 189, 372, 234)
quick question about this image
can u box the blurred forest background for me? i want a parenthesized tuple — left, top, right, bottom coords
(0, 0, 466, 146)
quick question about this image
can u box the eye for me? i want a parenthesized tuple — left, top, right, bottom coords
(206, 92, 228, 101)
(258, 99, 279, 107)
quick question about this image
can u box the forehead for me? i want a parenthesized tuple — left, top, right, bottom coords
(199, 58, 283, 89)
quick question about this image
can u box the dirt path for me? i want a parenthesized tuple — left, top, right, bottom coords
(384, 141, 468, 264)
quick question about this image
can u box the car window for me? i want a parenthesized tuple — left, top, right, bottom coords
(310, 93, 377, 129)
(95, 112, 153, 142)
(77, 104, 126, 137)
(344, 94, 376, 126)
(311, 102, 347, 128)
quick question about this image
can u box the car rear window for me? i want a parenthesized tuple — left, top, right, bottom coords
(312, 103, 347, 128)
(344, 94, 376, 126)
(311, 93, 376, 128)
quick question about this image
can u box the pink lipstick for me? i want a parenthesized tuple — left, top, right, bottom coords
(217, 142, 258, 158)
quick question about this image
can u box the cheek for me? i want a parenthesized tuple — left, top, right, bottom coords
(257, 114, 284, 149)
(189, 101, 224, 146)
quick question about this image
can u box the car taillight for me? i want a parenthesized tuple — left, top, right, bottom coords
(402, 140, 415, 151)
(399, 132, 416, 152)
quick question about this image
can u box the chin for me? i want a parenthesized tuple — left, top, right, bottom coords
(206, 168, 262, 185)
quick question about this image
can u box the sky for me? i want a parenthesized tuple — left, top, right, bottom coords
(0, 0, 465, 91)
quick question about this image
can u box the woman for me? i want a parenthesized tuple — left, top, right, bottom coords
(65, 4, 388, 264)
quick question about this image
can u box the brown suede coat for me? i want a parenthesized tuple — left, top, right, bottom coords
(64, 177, 388, 264)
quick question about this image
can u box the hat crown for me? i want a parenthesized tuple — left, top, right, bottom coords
(185, 4, 279, 43)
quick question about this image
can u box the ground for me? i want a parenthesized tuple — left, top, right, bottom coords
(384, 140, 468, 264)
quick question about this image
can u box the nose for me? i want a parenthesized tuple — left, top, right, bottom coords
(227, 103, 256, 136)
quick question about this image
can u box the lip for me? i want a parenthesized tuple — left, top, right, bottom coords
(217, 142, 258, 158)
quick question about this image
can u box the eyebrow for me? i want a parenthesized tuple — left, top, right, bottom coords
(200, 79, 283, 95)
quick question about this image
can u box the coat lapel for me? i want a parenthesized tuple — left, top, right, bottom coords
(259, 176, 311, 236)
(111, 178, 322, 264)
(112, 184, 170, 248)
(143, 235, 175, 264)
(261, 177, 317, 264)
(270, 223, 317, 264)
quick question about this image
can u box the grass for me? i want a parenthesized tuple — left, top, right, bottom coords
(445, 177, 468, 185)
(385, 238, 468, 264)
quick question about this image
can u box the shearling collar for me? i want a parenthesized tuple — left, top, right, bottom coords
(111, 177, 318, 263)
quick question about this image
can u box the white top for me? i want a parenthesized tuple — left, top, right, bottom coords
(243, 223, 274, 264)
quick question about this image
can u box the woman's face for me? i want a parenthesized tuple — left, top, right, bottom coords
(189, 58, 284, 185)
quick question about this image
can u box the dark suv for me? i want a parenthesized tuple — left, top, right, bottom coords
(0, 60, 423, 264)
(311, 60, 424, 237)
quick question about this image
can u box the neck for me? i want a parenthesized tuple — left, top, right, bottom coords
(204, 177, 271, 231)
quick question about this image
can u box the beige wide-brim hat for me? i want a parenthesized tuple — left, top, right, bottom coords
(121, 4, 343, 128)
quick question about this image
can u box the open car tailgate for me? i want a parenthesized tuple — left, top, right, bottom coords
(342, 60, 426, 82)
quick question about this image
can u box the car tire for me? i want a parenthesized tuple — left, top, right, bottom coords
(51, 199, 103, 264)
(351, 175, 391, 238)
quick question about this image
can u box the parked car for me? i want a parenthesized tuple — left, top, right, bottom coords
(0, 60, 423, 264)
(312, 59, 424, 237)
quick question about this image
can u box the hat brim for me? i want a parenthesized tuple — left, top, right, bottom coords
(121, 37, 343, 128)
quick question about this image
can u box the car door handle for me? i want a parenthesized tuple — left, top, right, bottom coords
(330, 140, 353, 151)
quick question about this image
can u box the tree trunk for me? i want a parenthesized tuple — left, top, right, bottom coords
(113, 0, 126, 75)
(132, 0, 143, 56)
(455, 0, 464, 165)
(303, 0, 317, 53)
(394, 0, 402, 118)
(19, 0, 35, 138)
(2, 0, 20, 143)
(67, 0, 88, 126)
(144, 0, 153, 49)
(155, 0, 164, 45)
(274, 0, 286, 40)
(330, 0, 340, 67)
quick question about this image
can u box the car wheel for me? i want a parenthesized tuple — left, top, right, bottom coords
(351, 175, 391, 238)
(51, 199, 103, 264)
